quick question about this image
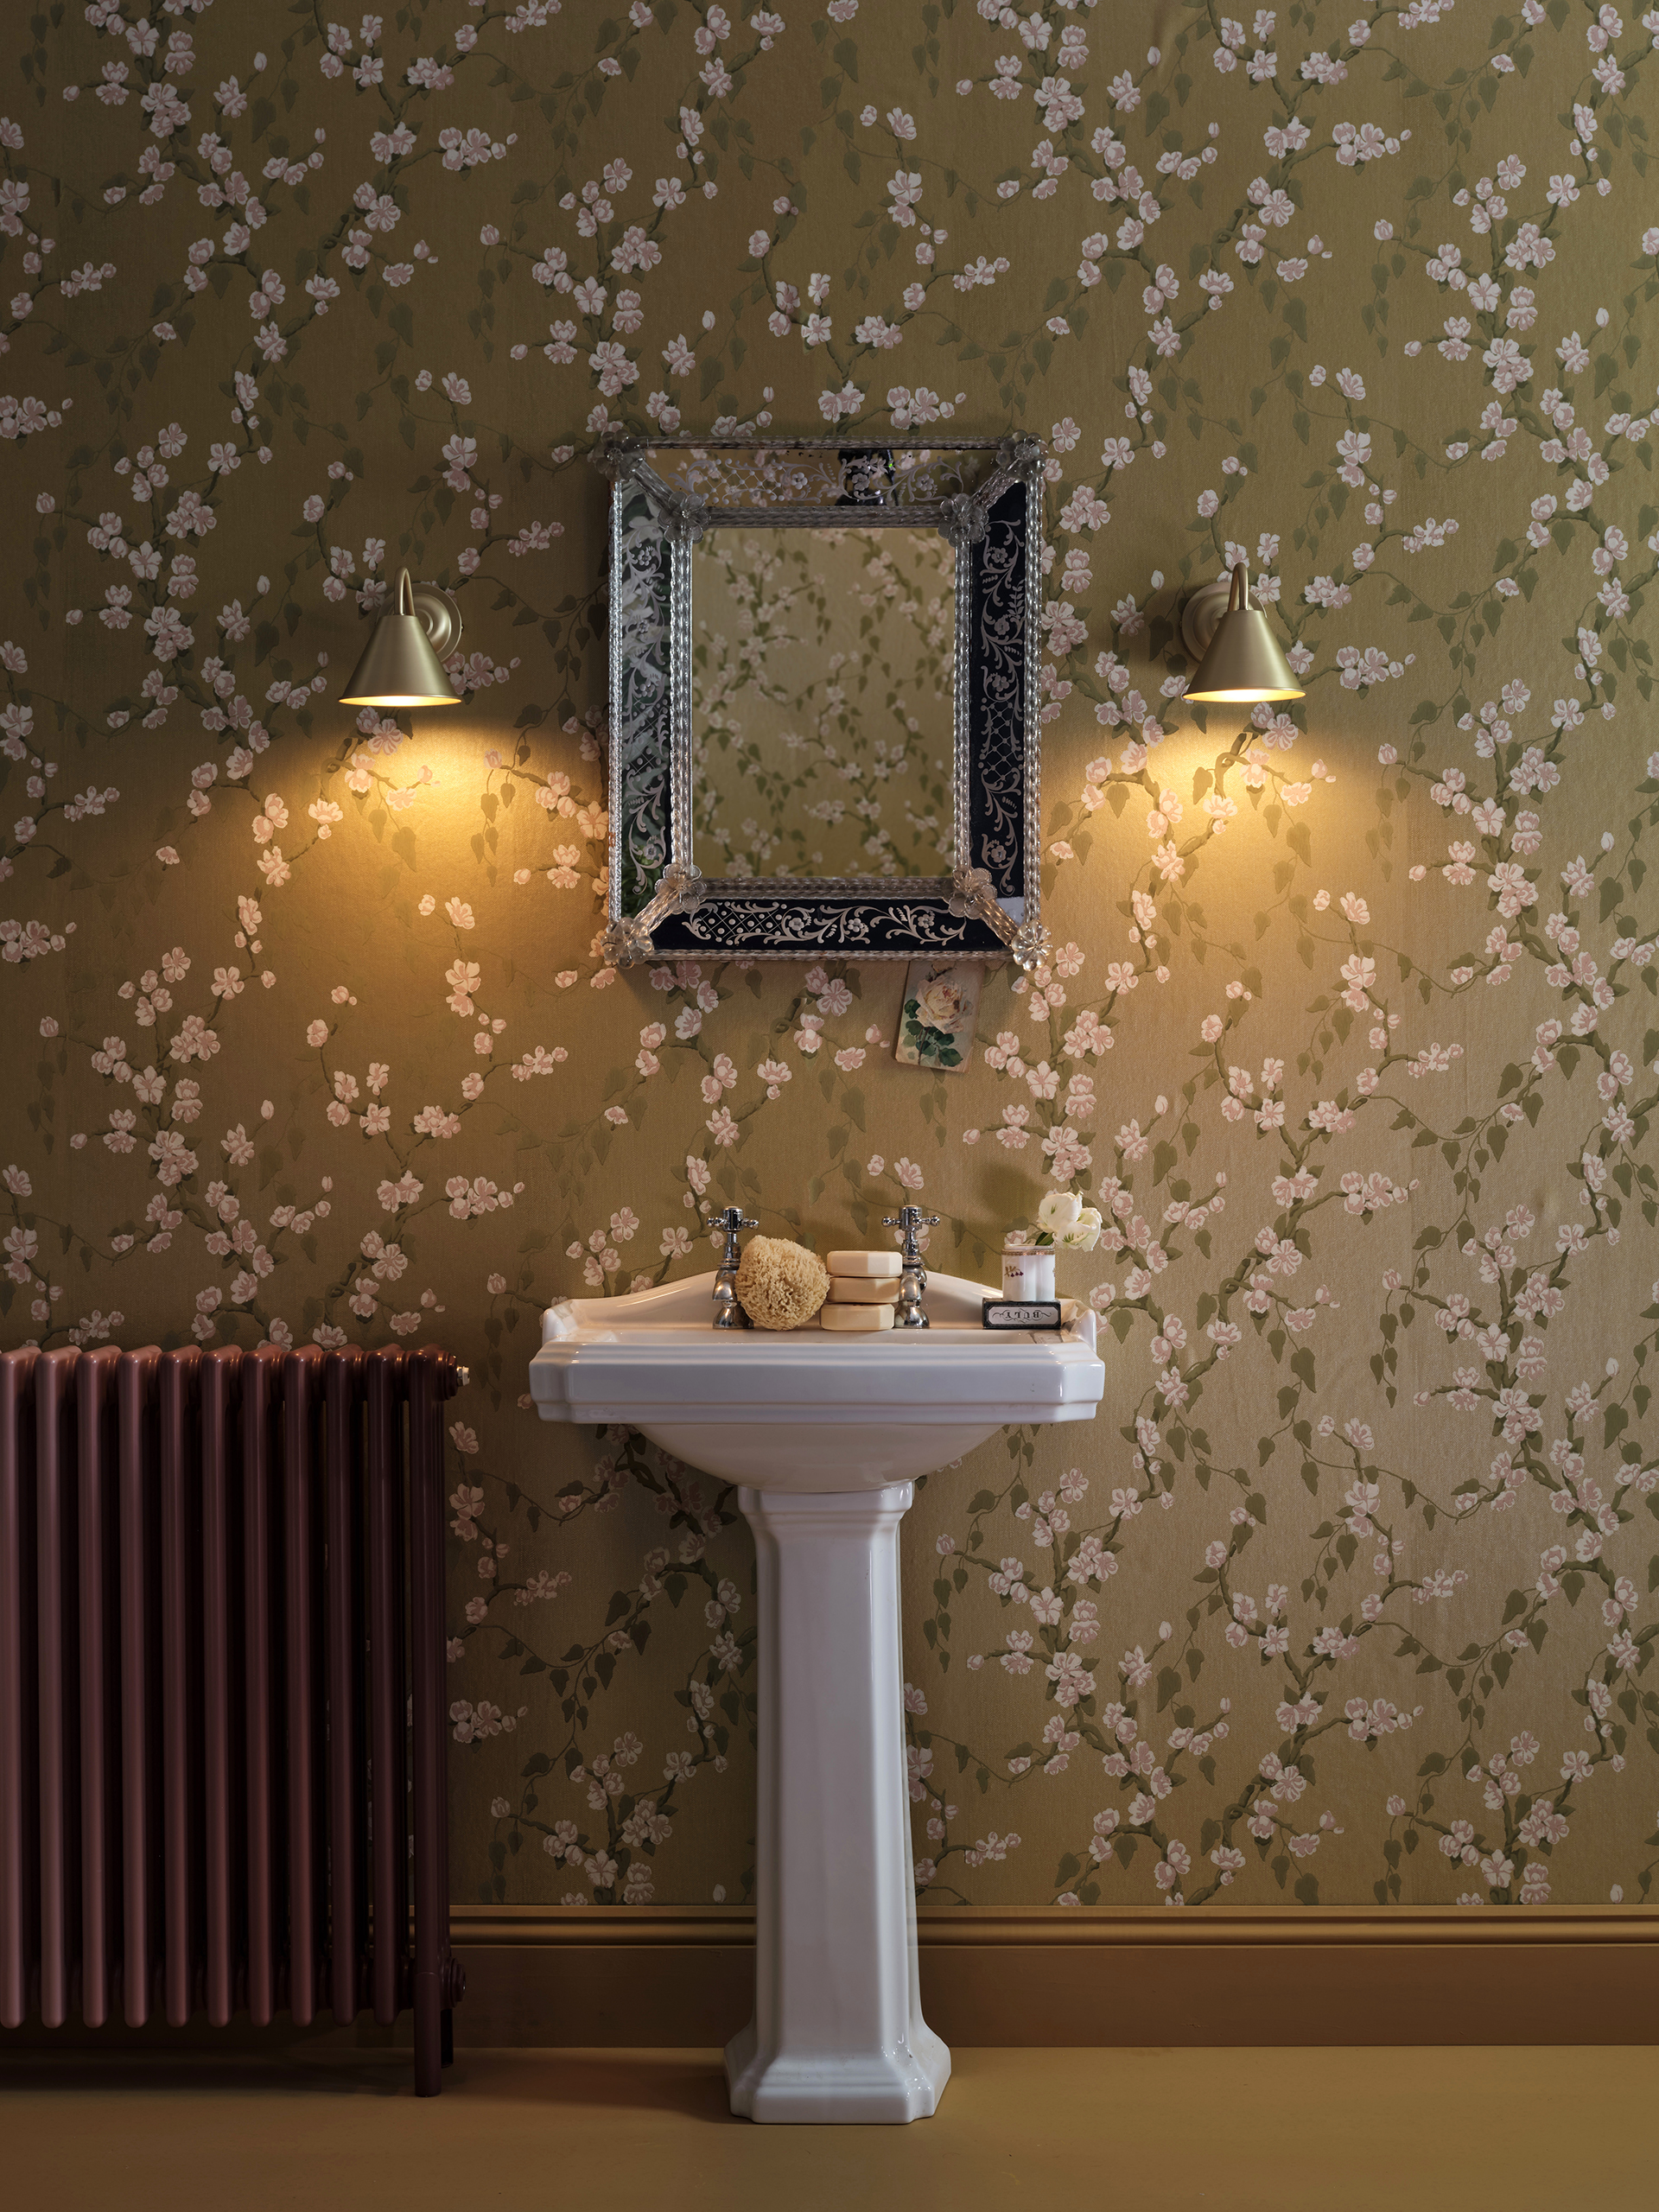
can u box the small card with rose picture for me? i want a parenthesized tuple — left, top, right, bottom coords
(893, 957, 985, 1072)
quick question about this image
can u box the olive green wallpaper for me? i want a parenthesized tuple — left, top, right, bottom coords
(3, 0, 1658, 1915)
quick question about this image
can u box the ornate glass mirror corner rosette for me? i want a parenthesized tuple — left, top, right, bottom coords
(591, 433, 1048, 971)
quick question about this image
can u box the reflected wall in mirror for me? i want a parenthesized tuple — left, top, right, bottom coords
(692, 525, 956, 881)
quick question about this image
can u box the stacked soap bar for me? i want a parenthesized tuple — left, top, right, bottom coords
(819, 1250, 901, 1332)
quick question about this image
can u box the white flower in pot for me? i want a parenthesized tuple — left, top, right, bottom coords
(1035, 1191, 1103, 1251)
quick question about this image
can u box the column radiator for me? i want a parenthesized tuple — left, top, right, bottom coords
(0, 1341, 466, 2094)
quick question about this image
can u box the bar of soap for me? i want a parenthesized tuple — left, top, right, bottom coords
(827, 1277, 900, 1305)
(818, 1301, 895, 1332)
(826, 1250, 901, 1279)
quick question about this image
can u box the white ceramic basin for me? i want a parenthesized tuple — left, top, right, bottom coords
(530, 1267, 1103, 1491)
(529, 1264, 1104, 2126)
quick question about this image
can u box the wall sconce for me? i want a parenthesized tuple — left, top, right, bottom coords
(1180, 563, 1303, 705)
(337, 568, 464, 709)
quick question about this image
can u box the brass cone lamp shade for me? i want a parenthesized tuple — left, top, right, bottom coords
(338, 568, 462, 708)
(1183, 564, 1304, 705)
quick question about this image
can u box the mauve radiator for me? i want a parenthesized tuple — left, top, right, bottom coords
(0, 1341, 466, 2094)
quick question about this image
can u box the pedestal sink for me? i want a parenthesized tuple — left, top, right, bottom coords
(529, 1267, 1104, 2123)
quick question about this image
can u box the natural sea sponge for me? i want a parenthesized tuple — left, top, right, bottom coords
(735, 1235, 830, 1331)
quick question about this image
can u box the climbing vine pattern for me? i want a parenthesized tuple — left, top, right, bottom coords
(3, 0, 1658, 1910)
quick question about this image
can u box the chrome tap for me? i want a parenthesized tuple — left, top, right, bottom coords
(882, 1205, 940, 1329)
(712, 1206, 759, 1328)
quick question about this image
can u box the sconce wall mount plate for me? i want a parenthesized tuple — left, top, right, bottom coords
(1180, 576, 1240, 662)
(338, 567, 464, 709)
(1181, 564, 1304, 706)
(407, 581, 463, 659)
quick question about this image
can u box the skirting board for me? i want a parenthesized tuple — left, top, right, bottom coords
(450, 1905, 1659, 2048)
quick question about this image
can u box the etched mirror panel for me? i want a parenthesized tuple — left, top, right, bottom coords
(646, 442, 996, 508)
(691, 525, 957, 882)
(609, 487, 674, 915)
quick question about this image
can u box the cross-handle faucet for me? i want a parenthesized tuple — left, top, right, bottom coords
(882, 1205, 941, 1330)
(712, 1205, 760, 1328)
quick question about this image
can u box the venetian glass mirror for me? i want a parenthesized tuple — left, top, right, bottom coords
(593, 435, 1047, 968)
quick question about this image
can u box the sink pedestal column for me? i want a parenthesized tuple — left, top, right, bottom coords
(725, 1482, 950, 2125)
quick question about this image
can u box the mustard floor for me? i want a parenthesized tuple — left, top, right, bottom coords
(3, 2044, 1649, 2211)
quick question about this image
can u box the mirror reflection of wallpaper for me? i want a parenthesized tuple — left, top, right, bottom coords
(690, 527, 956, 880)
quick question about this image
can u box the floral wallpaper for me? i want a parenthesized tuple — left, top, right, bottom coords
(2, 0, 1657, 1919)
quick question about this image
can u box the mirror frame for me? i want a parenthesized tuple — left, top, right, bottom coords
(592, 432, 1048, 971)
